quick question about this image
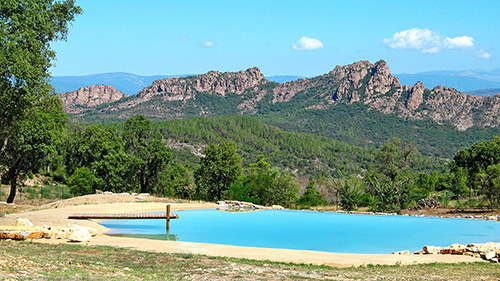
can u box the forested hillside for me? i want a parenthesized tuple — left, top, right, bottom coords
(153, 116, 444, 176)
(256, 103, 500, 159)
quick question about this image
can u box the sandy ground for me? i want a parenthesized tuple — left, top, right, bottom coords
(0, 196, 483, 267)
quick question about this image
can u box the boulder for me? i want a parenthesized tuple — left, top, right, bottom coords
(423, 245, 443, 254)
(15, 218, 34, 228)
(392, 250, 410, 255)
(484, 251, 497, 261)
(68, 225, 97, 237)
(68, 229, 91, 242)
(442, 243, 467, 255)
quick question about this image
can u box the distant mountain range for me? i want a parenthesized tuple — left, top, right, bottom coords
(51, 73, 304, 95)
(59, 60, 500, 131)
(396, 69, 500, 95)
(52, 68, 500, 96)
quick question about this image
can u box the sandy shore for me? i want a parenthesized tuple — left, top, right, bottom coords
(0, 202, 483, 267)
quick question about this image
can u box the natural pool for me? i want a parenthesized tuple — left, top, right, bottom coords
(101, 209, 500, 254)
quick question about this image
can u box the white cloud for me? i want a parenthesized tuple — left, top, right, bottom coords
(203, 41, 215, 48)
(383, 28, 442, 53)
(203, 41, 215, 47)
(383, 28, 475, 54)
(445, 36, 474, 48)
(476, 49, 491, 59)
(292, 36, 324, 51)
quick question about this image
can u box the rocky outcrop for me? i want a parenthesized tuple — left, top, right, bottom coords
(61, 60, 500, 130)
(138, 67, 264, 99)
(0, 218, 96, 242)
(217, 200, 284, 210)
(59, 85, 125, 114)
(418, 242, 500, 263)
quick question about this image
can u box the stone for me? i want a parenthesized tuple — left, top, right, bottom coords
(68, 229, 91, 242)
(442, 243, 466, 255)
(69, 225, 97, 237)
(23, 231, 45, 239)
(59, 85, 125, 114)
(15, 218, 34, 228)
(423, 246, 443, 254)
(392, 250, 410, 255)
(484, 251, 496, 261)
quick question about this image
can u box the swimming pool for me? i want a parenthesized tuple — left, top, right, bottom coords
(101, 209, 500, 254)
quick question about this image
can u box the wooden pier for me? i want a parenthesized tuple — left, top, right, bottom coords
(68, 205, 178, 229)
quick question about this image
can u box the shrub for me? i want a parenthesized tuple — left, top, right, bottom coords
(297, 180, 326, 207)
(67, 167, 99, 196)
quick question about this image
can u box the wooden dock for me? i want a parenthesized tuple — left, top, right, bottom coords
(68, 205, 178, 229)
(68, 213, 179, 220)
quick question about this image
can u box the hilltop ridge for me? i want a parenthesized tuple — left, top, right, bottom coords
(59, 60, 500, 130)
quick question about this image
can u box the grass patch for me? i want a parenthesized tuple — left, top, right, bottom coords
(0, 241, 498, 280)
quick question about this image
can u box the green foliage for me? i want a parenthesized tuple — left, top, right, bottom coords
(124, 115, 172, 194)
(1, 95, 67, 203)
(194, 141, 242, 201)
(0, 0, 81, 148)
(154, 116, 376, 177)
(23, 186, 39, 200)
(335, 177, 362, 211)
(297, 180, 326, 207)
(158, 161, 194, 199)
(475, 164, 500, 209)
(225, 156, 299, 207)
(93, 152, 136, 193)
(67, 167, 98, 196)
(257, 102, 500, 161)
(64, 123, 123, 176)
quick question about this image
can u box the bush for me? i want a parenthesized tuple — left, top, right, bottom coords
(67, 167, 98, 196)
(41, 186, 53, 199)
(23, 186, 39, 200)
(297, 180, 326, 207)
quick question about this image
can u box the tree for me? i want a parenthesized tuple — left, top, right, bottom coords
(297, 180, 326, 207)
(224, 155, 299, 207)
(369, 138, 417, 211)
(0, 0, 80, 203)
(1, 95, 67, 203)
(475, 164, 500, 210)
(375, 137, 417, 182)
(0, 0, 81, 151)
(335, 177, 362, 211)
(67, 167, 98, 196)
(123, 115, 172, 194)
(194, 141, 242, 201)
(64, 123, 123, 176)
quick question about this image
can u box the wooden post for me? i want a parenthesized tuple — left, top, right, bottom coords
(166, 204, 171, 230)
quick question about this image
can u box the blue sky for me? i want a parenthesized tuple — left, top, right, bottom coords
(50, 0, 499, 77)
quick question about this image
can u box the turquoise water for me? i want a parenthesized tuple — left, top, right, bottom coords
(101, 209, 500, 254)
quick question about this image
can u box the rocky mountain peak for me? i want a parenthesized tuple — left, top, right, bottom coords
(59, 85, 125, 114)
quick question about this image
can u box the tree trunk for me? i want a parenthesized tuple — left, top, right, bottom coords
(6, 174, 18, 204)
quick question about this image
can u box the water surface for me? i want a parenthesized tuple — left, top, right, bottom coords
(101, 209, 500, 254)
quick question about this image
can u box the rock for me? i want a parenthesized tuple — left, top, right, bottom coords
(442, 243, 467, 255)
(271, 205, 284, 210)
(59, 85, 125, 114)
(412, 198, 440, 210)
(484, 251, 496, 261)
(69, 225, 97, 237)
(23, 231, 45, 239)
(392, 250, 410, 255)
(68, 229, 91, 242)
(15, 218, 34, 228)
(423, 246, 443, 254)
